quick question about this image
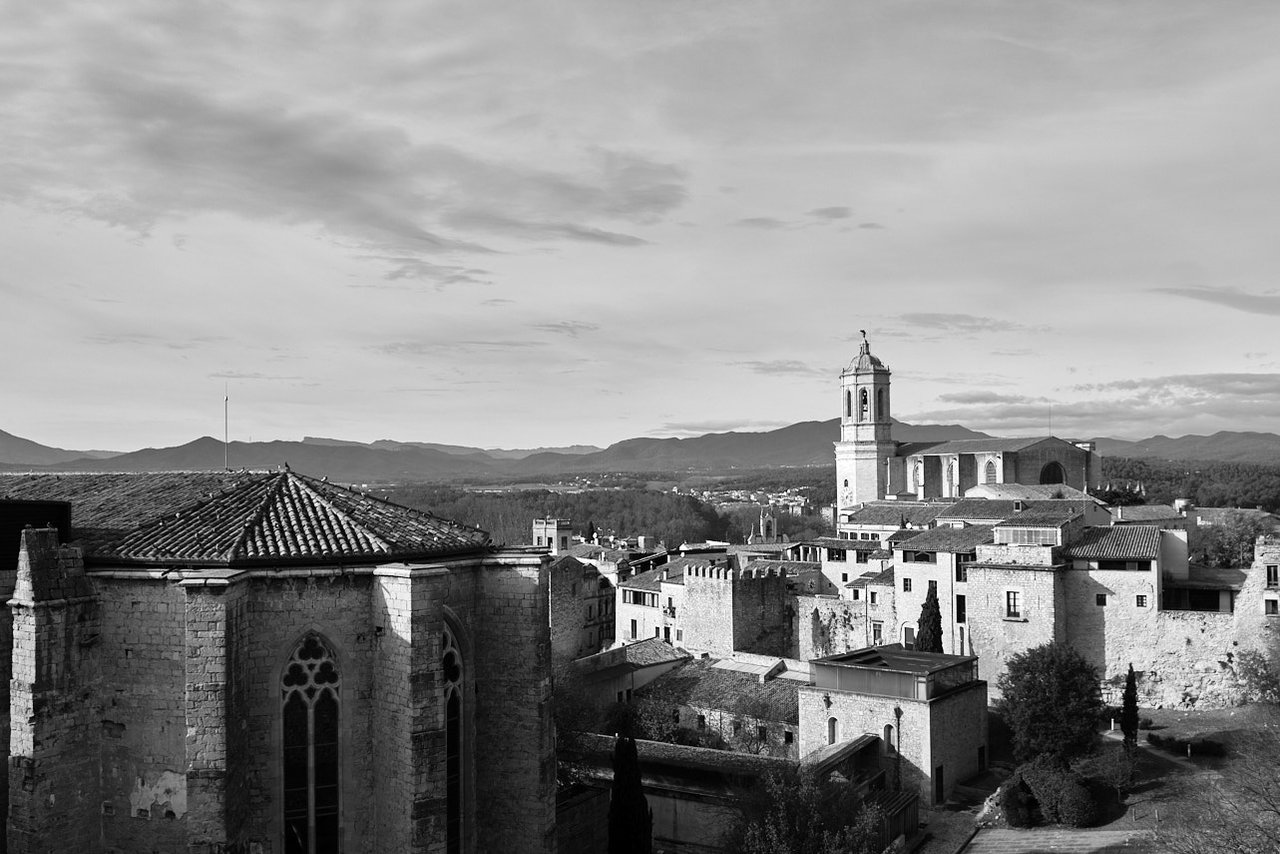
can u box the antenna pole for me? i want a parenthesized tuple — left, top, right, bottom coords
(224, 385, 229, 470)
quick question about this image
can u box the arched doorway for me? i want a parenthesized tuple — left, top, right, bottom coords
(1039, 461, 1065, 484)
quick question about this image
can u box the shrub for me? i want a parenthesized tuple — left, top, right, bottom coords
(1057, 780, 1099, 827)
(998, 776, 1037, 828)
(1138, 716, 1154, 730)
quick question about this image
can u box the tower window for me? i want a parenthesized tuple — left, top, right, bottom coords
(282, 633, 341, 854)
(859, 389, 869, 421)
(845, 390, 852, 418)
(876, 388, 886, 421)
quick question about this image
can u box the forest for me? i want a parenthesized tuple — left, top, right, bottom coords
(383, 484, 832, 548)
(1097, 457, 1280, 513)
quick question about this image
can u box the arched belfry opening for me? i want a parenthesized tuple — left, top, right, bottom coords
(875, 388, 886, 421)
(1039, 461, 1066, 485)
(859, 389, 869, 421)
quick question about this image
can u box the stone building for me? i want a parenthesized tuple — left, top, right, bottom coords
(798, 645, 987, 806)
(0, 470, 555, 854)
(834, 336, 1097, 511)
(548, 554, 614, 668)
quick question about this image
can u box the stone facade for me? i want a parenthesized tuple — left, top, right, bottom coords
(0, 471, 558, 854)
(549, 555, 614, 668)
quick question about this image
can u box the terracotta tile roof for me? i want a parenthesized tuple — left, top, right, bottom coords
(1061, 526, 1161, 561)
(619, 554, 725, 590)
(1110, 505, 1182, 522)
(816, 643, 974, 675)
(618, 637, 689, 668)
(895, 525, 993, 553)
(992, 509, 1081, 527)
(800, 537, 883, 552)
(938, 499, 1088, 523)
(903, 437, 1057, 456)
(638, 658, 800, 724)
(90, 469, 490, 566)
(843, 502, 948, 527)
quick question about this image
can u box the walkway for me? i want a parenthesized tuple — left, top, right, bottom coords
(960, 827, 1156, 853)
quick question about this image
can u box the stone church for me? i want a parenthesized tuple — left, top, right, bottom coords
(0, 470, 555, 854)
(835, 335, 1097, 510)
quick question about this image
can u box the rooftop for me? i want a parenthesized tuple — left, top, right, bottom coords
(815, 643, 976, 675)
(1061, 525, 1162, 561)
(637, 657, 801, 724)
(16, 469, 493, 566)
(896, 525, 994, 553)
(842, 502, 948, 527)
(902, 436, 1060, 456)
(938, 498, 1089, 524)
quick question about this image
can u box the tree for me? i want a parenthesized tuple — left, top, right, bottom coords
(608, 736, 653, 854)
(915, 585, 943, 653)
(1120, 663, 1139, 753)
(996, 641, 1103, 764)
(723, 769, 886, 854)
(1159, 725, 1280, 854)
(1189, 509, 1271, 568)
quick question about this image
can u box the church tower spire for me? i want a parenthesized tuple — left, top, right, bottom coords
(835, 333, 896, 509)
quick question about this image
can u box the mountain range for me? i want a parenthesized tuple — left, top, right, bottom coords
(3, 422, 1279, 483)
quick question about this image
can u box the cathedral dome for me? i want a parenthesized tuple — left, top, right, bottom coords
(846, 335, 888, 374)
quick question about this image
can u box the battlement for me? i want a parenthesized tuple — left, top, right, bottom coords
(681, 562, 789, 582)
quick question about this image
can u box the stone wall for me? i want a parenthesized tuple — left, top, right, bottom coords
(732, 570, 792, 657)
(555, 784, 609, 854)
(682, 567, 735, 655)
(796, 596, 866, 660)
(965, 565, 1063, 693)
(926, 683, 988, 803)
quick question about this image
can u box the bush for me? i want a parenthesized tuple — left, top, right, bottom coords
(1057, 780, 1099, 827)
(1138, 716, 1154, 730)
(998, 776, 1037, 828)
(1013, 758, 1100, 828)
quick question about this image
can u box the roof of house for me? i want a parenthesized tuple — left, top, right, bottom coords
(849, 566, 895, 587)
(815, 643, 974, 675)
(1061, 526, 1161, 561)
(1110, 505, 1183, 522)
(637, 657, 801, 724)
(937, 499, 1088, 524)
(964, 483, 1098, 503)
(83, 469, 492, 566)
(619, 555, 730, 590)
(992, 508, 1083, 528)
(745, 560, 819, 576)
(798, 537, 883, 552)
(894, 525, 993, 553)
(617, 637, 690, 668)
(1172, 565, 1248, 590)
(842, 502, 949, 527)
(563, 542, 644, 563)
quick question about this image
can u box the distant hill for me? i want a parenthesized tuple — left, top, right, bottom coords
(31, 420, 1280, 482)
(0, 429, 119, 466)
(1091, 431, 1280, 464)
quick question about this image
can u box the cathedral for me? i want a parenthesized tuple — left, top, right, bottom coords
(835, 335, 1097, 512)
(0, 470, 556, 854)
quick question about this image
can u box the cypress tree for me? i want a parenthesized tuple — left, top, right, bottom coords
(915, 584, 944, 653)
(1121, 663, 1139, 752)
(608, 735, 652, 854)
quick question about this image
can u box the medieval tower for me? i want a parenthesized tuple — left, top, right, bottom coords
(834, 334, 896, 510)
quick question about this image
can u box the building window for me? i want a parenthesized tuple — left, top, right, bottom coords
(956, 594, 966, 623)
(1136, 595, 1148, 608)
(871, 621, 883, 644)
(827, 717, 839, 745)
(676, 629, 683, 642)
(697, 714, 706, 730)
(902, 577, 912, 592)
(984, 460, 997, 484)
(1268, 565, 1279, 588)
(1266, 599, 1279, 616)
(757, 726, 768, 742)
(850, 586, 858, 599)
(1096, 594, 1108, 607)
(843, 573, 851, 584)
(870, 591, 878, 605)
(587, 605, 593, 620)
(654, 627, 661, 638)
(442, 626, 464, 854)
(955, 562, 969, 583)
(856, 551, 869, 564)
(536, 536, 543, 546)
(859, 389, 868, 420)
(829, 548, 846, 562)
(630, 619, 637, 639)
(903, 625, 916, 647)
(283, 633, 341, 854)
(733, 719, 742, 735)
(1005, 591, 1021, 619)
(784, 730, 793, 745)
(928, 579, 937, 593)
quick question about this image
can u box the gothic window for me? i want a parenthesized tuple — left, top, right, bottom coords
(859, 389, 869, 421)
(876, 388, 886, 421)
(442, 625, 464, 854)
(282, 633, 341, 854)
(984, 460, 997, 484)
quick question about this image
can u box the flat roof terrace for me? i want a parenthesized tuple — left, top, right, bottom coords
(811, 644, 980, 702)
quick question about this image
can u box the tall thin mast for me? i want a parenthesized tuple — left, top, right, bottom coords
(224, 385, 229, 470)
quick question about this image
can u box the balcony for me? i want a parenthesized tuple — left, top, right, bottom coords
(662, 605, 677, 618)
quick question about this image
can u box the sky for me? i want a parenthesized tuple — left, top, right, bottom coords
(5, 1, 1280, 452)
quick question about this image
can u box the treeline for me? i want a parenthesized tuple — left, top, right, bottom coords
(1099, 457, 1280, 512)
(383, 485, 730, 547)
(382, 484, 833, 548)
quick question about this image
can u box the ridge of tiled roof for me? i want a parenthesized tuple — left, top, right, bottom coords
(94, 469, 490, 566)
(1061, 526, 1161, 561)
(993, 508, 1084, 527)
(938, 499, 1087, 523)
(896, 525, 994, 553)
(638, 658, 800, 725)
(619, 637, 690, 668)
(903, 436, 1059, 455)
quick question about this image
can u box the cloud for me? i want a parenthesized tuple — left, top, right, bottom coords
(1152, 287, 1280, 316)
(885, 313, 1039, 336)
(441, 211, 648, 246)
(375, 339, 546, 356)
(734, 217, 788, 229)
(89, 332, 227, 350)
(533, 321, 600, 337)
(656, 418, 795, 437)
(208, 371, 303, 381)
(732, 360, 829, 378)
(936, 391, 1050, 405)
(354, 256, 491, 288)
(807, 206, 851, 219)
(858, 222, 885, 229)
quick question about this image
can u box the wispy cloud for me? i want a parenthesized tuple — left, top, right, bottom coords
(734, 217, 788, 229)
(1151, 286, 1280, 316)
(209, 371, 303, 381)
(656, 418, 795, 437)
(732, 360, 828, 378)
(534, 321, 600, 337)
(807, 206, 851, 219)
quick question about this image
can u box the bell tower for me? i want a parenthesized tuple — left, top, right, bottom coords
(835, 333, 895, 510)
